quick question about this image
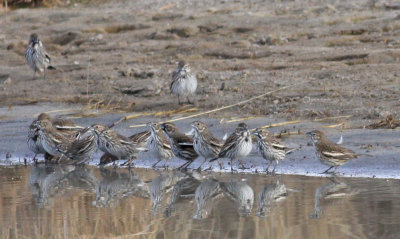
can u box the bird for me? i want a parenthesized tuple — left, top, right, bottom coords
(209, 123, 252, 171)
(147, 122, 174, 168)
(257, 181, 289, 217)
(25, 33, 56, 80)
(220, 181, 254, 216)
(253, 128, 295, 174)
(90, 130, 152, 167)
(191, 121, 223, 170)
(89, 124, 147, 167)
(165, 173, 201, 217)
(56, 129, 97, 165)
(170, 60, 197, 105)
(306, 130, 361, 174)
(35, 119, 74, 162)
(27, 113, 83, 163)
(161, 122, 198, 169)
(193, 178, 221, 219)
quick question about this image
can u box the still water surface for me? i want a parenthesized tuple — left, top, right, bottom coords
(0, 165, 399, 239)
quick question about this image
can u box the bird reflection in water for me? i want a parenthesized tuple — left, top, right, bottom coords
(220, 180, 254, 216)
(28, 165, 98, 208)
(193, 178, 222, 219)
(93, 168, 150, 208)
(165, 171, 202, 217)
(310, 177, 359, 219)
(256, 180, 290, 217)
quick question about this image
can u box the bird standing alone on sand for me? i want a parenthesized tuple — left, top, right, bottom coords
(25, 33, 56, 80)
(253, 128, 294, 174)
(209, 123, 252, 171)
(170, 61, 197, 105)
(307, 130, 361, 174)
(191, 121, 223, 170)
(161, 122, 198, 169)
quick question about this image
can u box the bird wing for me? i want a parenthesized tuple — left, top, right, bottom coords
(129, 131, 151, 144)
(219, 133, 239, 157)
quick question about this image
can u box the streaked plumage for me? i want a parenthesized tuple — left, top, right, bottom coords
(161, 122, 198, 169)
(170, 61, 197, 104)
(220, 181, 254, 216)
(25, 33, 56, 79)
(36, 119, 74, 160)
(253, 128, 294, 173)
(307, 130, 359, 174)
(147, 122, 174, 168)
(193, 178, 221, 219)
(56, 132, 97, 165)
(27, 113, 83, 162)
(191, 121, 223, 170)
(257, 181, 288, 217)
(210, 123, 252, 171)
(90, 124, 147, 167)
(98, 131, 151, 166)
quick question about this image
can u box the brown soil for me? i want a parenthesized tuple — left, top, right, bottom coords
(1, 0, 400, 123)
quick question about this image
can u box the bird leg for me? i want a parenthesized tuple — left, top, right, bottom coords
(187, 96, 193, 104)
(238, 160, 247, 169)
(321, 166, 334, 174)
(178, 96, 182, 105)
(152, 159, 162, 168)
(196, 158, 207, 171)
(43, 68, 46, 80)
(32, 154, 37, 164)
(230, 158, 234, 172)
(271, 161, 278, 175)
(265, 161, 273, 174)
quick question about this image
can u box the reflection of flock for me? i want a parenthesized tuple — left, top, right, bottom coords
(27, 166, 358, 219)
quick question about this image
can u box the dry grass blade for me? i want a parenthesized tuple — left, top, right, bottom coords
(223, 116, 261, 123)
(129, 81, 308, 128)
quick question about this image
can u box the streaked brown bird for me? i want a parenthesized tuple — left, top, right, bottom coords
(35, 119, 73, 162)
(27, 113, 83, 163)
(161, 122, 198, 169)
(307, 130, 361, 174)
(90, 124, 147, 167)
(191, 121, 223, 170)
(209, 123, 252, 171)
(25, 33, 56, 80)
(253, 128, 295, 174)
(56, 128, 97, 165)
(170, 61, 197, 105)
(99, 131, 151, 166)
(147, 122, 174, 168)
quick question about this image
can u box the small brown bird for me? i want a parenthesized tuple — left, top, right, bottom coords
(161, 122, 198, 169)
(56, 129, 97, 165)
(147, 122, 174, 168)
(28, 113, 83, 162)
(170, 61, 197, 105)
(307, 130, 360, 174)
(253, 128, 294, 174)
(209, 123, 252, 171)
(90, 124, 147, 167)
(35, 119, 74, 161)
(191, 121, 223, 170)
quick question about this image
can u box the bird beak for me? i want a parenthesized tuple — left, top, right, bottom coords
(306, 131, 312, 137)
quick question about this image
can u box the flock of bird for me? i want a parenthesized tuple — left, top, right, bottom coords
(25, 33, 367, 174)
(28, 112, 364, 174)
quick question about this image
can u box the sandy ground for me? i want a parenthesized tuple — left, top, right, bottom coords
(0, 0, 400, 121)
(1, 104, 400, 179)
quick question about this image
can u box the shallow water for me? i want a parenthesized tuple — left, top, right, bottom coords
(0, 165, 399, 239)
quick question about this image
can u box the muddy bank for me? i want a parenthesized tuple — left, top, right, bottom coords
(1, 0, 400, 122)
